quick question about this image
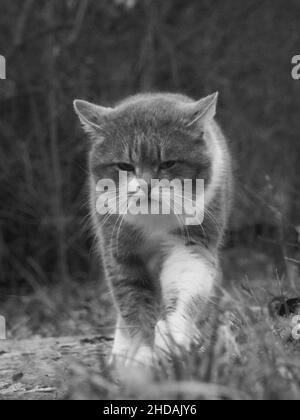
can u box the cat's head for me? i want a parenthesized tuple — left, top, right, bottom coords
(73, 93, 218, 221)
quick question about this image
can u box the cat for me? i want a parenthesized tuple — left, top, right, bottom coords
(73, 92, 233, 368)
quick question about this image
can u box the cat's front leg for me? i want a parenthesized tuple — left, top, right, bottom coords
(109, 315, 131, 366)
(106, 256, 159, 368)
(155, 245, 218, 355)
(110, 315, 155, 369)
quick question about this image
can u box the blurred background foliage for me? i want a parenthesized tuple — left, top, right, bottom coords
(0, 0, 299, 291)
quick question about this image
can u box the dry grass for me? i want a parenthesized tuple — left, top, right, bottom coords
(2, 249, 300, 400)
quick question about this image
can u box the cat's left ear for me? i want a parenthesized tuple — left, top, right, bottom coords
(184, 92, 219, 128)
(73, 99, 112, 138)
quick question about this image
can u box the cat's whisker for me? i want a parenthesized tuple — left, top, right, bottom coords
(110, 196, 129, 251)
(172, 192, 222, 237)
(174, 214, 187, 242)
(115, 214, 126, 254)
(101, 194, 128, 227)
(204, 208, 223, 234)
(114, 200, 129, 253)
(172, 195, 199, 243)
(172, 194, 207, 240)
(110, 214, 122, 250)
(171, 196, 192, 244)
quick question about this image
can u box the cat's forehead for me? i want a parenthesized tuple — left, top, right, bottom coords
(116, 93, 192, 112)
(93, 94, 208, 160)
(104, 109, 195, 157)
(112, 97, 184, 128)
(103, 97, 194, 148)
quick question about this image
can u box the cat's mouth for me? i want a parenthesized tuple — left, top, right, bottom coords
(97, 183, 202, 224)
(127, 191, 138, 198)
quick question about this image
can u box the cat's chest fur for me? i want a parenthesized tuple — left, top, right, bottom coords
(126, 213, 177, 238)
(125, 213, 179, 276)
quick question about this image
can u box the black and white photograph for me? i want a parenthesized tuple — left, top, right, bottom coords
(0, 0, 300, 402)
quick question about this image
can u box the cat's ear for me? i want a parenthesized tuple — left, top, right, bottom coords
(184, 92, 219, 129)
(73, 99, 112, 138)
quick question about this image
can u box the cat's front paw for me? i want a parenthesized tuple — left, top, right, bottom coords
(154, 319, 187, 355)
(109, 350, 128, 371)
(112, 345, 157, 387)
(110, 345, 156, 370)
(154, 318, 201, 356)
(126, 345, 157, 369)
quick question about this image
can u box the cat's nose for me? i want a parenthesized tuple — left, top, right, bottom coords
(128, 178, 144, 195)
(128, 177, 150, 195)
(139, 181, 151, 197)
(138, 170, 153, 186)
(147, 187, 152, 200)
(135, 170, 153, 196)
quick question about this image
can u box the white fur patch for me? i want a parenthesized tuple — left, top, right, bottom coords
(111, 316, 132, 363)
(204, 122, 225, 206)
(155, 245, 217, 352)
(160, 245, 216, 303)
(111, 316, 155, 368)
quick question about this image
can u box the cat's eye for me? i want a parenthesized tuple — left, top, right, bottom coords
(117, 162, 135, 172)
(159, 161, 177, 170)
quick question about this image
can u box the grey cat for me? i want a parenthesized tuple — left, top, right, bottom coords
(73, 92, 233, 367)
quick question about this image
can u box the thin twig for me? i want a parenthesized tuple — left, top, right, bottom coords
(13, 0, 35, 48)
(67, 0, 90, 46)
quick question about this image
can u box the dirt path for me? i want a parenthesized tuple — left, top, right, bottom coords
(0, 335, 112, 400)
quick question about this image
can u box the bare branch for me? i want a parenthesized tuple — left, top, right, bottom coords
(67, 0, 90, 46)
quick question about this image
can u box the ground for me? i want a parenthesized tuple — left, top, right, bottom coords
(0, 248, 300, 400)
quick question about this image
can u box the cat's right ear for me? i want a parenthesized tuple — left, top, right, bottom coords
(73, 99, 112, 139)
(184, 92, 219, 129)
